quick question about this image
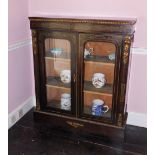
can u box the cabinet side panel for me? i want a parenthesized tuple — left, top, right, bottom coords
(31, 30, 41, 110)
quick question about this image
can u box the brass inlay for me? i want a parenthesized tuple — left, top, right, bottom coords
(66, 121, 84, 128)
(120, 83, 126, 102)
(117, 113, 123, 127)
(123, 36, 131, 64)
(32, 30, 37, 55)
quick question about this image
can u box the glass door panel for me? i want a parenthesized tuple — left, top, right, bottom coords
(83, 41, 116, 119)
(44, 38, 72, 111)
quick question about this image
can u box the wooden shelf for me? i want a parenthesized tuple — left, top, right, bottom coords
(84, 81, 113, 95)
(84, 106, 111, 118)
(84, 55, 115, 64)
(45, 51, 70, 60)
(46, 76, 71, 90)
(84, 91, 112, 108)
(47, 100, 111, 117)
(47, 100, 71, 111)
(84, 61, 115, 84)
(46, 86, 70, 101)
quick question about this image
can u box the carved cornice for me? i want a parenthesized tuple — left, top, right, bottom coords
(29, 17, 136, 25)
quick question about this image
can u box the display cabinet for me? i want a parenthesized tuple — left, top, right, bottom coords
(29, 17, 136, 142)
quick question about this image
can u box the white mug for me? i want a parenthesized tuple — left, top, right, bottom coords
(92, 73, 106, 88)
(60, 70, 71, 84)
(61, 93, 71, 110)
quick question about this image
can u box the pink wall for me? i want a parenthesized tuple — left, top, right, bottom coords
(8, 46, 34, 113)
(127, 53, 147, 113)
(29, 0, 147, 48)
(8, 0, 31, 44)
(8, 0, 34, 113)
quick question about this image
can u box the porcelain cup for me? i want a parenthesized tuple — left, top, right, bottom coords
(61, 93, 71, 110)
(92, 73, 106, 88)
(60, 70, 71, 84)
(92, 99, 109, 116)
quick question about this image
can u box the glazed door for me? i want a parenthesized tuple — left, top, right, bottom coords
(79, 33, 122, 123)
(38, 31, 77, 115)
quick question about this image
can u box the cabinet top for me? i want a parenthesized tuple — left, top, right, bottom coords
(29, 17, 136, 34)
(29, 17, 136, 25)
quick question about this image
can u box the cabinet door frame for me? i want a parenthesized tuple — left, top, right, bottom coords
(37, 30, 78, 116)
(78, 33, 123, 124)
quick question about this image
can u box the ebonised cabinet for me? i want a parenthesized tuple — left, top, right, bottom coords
(29, 17, 136, 142)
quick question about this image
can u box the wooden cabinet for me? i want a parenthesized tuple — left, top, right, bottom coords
(29, 17, 136, 142)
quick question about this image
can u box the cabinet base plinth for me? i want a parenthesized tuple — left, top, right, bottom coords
(34, 110, 126, 144)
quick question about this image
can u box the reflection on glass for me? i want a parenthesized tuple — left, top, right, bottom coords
(45, 38, 71, 111)
(83, 41, 116, 118)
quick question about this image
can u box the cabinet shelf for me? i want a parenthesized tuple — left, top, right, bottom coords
(84, 81, 113, 95)
(45, 52, 70, 60)
(47, 100, 60, 109)
(47, 100, 70, 111)
(47, 100, 111, 118)
(46, 76, 70, 90)
(84, 55, 115, 64)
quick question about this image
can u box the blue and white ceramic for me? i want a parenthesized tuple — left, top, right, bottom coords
(50, 48, 63, 56)
(84, 48, 91, 58)
(61, 93, 71, 111)
(84, 48, 94, 58)
(108, 53, 115, 61)
(92, 99, 109, 116)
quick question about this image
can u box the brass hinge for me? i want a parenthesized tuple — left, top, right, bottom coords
(66, 121, 84, 128)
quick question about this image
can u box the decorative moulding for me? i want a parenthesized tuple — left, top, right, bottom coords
(8, 38, 146, 55)
(131, 47, 147, 55)
(8, 39, 32, 52)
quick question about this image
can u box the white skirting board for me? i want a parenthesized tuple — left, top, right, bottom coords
(8, 96, 36, 129)
(127, 112, 147, 128)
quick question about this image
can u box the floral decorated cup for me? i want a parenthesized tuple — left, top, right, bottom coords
(92, 73, 106, 88)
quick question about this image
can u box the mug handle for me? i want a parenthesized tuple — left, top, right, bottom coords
(102, 105, 109, 113)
